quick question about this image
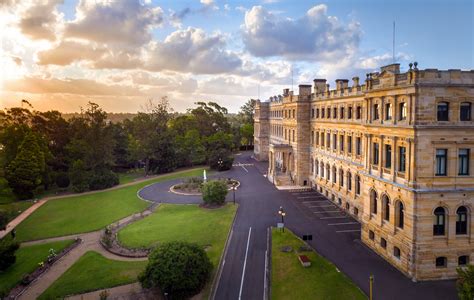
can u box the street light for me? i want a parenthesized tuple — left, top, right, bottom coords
(231, 183, 237, 205)
(217, 158, 223, 170)
(278, 206, 286, 232)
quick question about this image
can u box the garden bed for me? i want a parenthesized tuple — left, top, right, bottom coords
(170, 177, 240, 196)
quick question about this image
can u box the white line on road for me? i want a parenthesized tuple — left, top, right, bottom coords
(336, 229, 361, 233)
(240, 163, 249, 173)
(320, 216, 349, 220)
(313, 210, 341, 214)
(263, 249, 268, 300)
(328, 222, 360, 226)
(239, 227, 252, 300)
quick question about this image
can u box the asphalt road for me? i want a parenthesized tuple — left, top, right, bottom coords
(140, 151, 457, 300)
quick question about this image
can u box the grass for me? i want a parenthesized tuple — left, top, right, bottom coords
(39, 251, 147, 300)
(0, 239, 74, 296)
(15, 168, 206, 242)
(0, 201, 34, 223)
(118, 169, 146, 185)
(118, 203, 237, 267)
(271, 228, 366, 300)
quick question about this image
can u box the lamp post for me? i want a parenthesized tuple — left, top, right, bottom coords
(217, 158, 223, 170)
(231, 184, 237, 205)
(278, 206, 286, 232)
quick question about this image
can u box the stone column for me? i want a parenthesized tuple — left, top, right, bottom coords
(391, 136, 397, 181)
(378, 135, 384, 175)
(365, 134, 372, 174)
(393, 95, 398, 125)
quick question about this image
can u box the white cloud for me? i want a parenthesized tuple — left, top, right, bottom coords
(18, 0, 63, 41)
(242, 5, 361, 61)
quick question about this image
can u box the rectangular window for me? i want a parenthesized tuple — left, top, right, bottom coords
(292, 130, 295, 142)
(315, 132, 319, 146)
(347, 136, 352, 154)
(321, 108, 325, 118)
(327, 133, 331, 149)
(436, 149, 447, 176)
(333, 133, 337, 150)
(437, 102, 449, 121)
(399, 146, 406, 172)
(373, 143, 380, 165)
(355, 175, 361, 195)
(321, 133, 325, 147)
(347, 173, 352, 191)
(385, 145, 392, 168)
(311, 108, 315, 118)
(327, 107, 331, 119)
(293, 109, 296, 118)
(348, 106, 353, 119)
(356, 106, 362, 119)
(373, 104, 380, 120)
(385, 103, 392, 120)
(316, 108, 320, 118)
(311, 131, 314, 145)
(333, 107, 337, 119)
(459, 149, 470, 175)
(340, 107, 345, 119)
(460, 102, 472, 121)
(399, 102, 407, 120)
(356, 137, 362, 156)
(284, 129, 287, 140)
(340, 135, 344, 152)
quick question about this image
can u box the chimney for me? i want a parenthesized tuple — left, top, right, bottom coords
(313, 79, 327, 94)
(299, 84, 312, 96)
(335, 79, 349, 91)
(380, 63, 400, 74)
(352, 76, 359, 87)
(283, 88, 290, 96)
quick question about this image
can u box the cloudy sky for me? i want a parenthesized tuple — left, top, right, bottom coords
(0, 0, 472, 113)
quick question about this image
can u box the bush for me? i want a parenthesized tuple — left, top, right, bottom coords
(139, 241, 212, 300)
(55, 172, 70, 188)
(202, 180, 228, 205)
(88, 169, 119, 191)
(0, 237, 20, 271)
(208, 149, 234, 171)
(69, 160, 89, 193)
(457, 264, 474, 300)
(0, 212, 8, 231)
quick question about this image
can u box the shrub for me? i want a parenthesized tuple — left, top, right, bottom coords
(202, 180, 228, 205)
(69, 160, 89, 193)
(0, 212, 8, 231)
(139, 241, 212, 300)
(88, 169, 119, 191)
(457, 264, 474, 300)
(55, 172, 70, 188)
(208, 149, 234, 171)
(0, 237, 20, 271)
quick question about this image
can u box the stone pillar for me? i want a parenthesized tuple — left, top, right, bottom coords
(391, 136, 397, 181)
(378, 135, 384, 175)
(393, 95, 398, 125)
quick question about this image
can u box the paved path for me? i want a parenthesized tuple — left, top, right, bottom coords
(66, 283, 159, 300)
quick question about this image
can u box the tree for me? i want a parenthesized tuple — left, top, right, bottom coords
(5, 132, 45, 199)
(175, 129, 206, 167)
(0, 212, 8, 231)
(69, 160, 89, 193)
(238, 99, 256, 124)
(202, 180, 228, 205)
(208, 148, 234, 171)
(139, 241, 212, 299)
(457, 265, 474, 300)
(0, 238, 19, 271)
(240, 123, 254, 149)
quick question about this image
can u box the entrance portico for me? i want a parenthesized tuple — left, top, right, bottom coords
(268, 144, 294, 186)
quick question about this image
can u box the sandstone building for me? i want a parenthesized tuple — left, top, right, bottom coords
(254, 63, 474, 281)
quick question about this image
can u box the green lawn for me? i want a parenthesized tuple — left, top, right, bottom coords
(15, 168, 206, 242)
(271, 228, 366, 300)
(118, 203, 237, 267)
(0, 201, 34, 223)
(0, 239, 74, 296)
(39, 251, 147, 300)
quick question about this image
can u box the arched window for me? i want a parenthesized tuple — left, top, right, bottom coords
(332, 166, 337, 183)
(396, 201, 404, 229)
(320, 162, 324, 177)
(347, 171, 352, 191)
(339, 169, 344, 186)
(456, 206, 468, 235)
(315, 160, 319, 176)
(311, 159, 314, 175)
(433, 207, 446, 236)
(355, 175, 361, 195)
(370, 190, 378, 214)
(382, 195, 390, 221)
(326, 164, 330, 180)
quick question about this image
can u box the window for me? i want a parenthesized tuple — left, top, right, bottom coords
(333, 133, 337, 150)
(320, 163, 324, 178)
(347, 172, 352, 191)
(380, 238, 387, 249)
(355, 175, 361, 195)
(385, 145, 392, 168)
(394, 247, 401, 259)
(460, 102, 471, 121)
(311, 131, 314, 145)
(348, 106, 353, 119)
(456, 206, 468, 235)
(354, 207, 359, 216)
(326, 164, 330, 180)
(399, 147, 406, 172)
(311, 108, 315, 118)
(315, 160, 319, 176)
(315, 132, 319, 146)
(316, 108, 320, 118)
(340, 107, 345, 119)
(373, 104, 380, 120)
(321, 132, 325, 147)
(326, 133, 331, 149)
(437, 102, 449, 121)
(321, 107, 325, 118)
(370, 190, 378, 214)
(433, 207, 446, 236)
(385, 103, 392, 120)
(356, 106, 362, 119)
(436, 149, 447, 176)
(459, 256, 469, 266)
(399, 102, 407, 120)
(459, 149, 470, 175)
(435, 257, 447, 268)
(373, 143, 380, 165)
(382, 195, 390, 221)
(369, 230, 375, 240)
(327, 107, 331, 119)
(339, 135, 344, 151)
(332, 166, 336, 183)
(338, 197, 342, 205)
(347, 136, 352, 154)
(292, 130, 295, 142)
(339, 169, 344, 187)
(333, 107, 337, 119)
(356, 137, 362, 156)
(396, 201, 404, 229)
(345, 203, 350, 210)
(293, 109, 296, 118)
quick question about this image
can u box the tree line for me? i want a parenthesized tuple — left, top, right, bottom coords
(0, 98, 255, 200)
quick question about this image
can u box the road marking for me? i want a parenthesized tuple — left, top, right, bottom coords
(263, 249, 268, 300)
(313, 210, 341, 214)
(239, 227, 252, 300)
(320, 216, 349, 220)
(328, 222, 360, 226)
(336, 229, 361, 233)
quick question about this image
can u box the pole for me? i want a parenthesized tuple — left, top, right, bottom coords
(392, 21, 395, 63)
(233, 188, 235, 205)
(369, 275, 374, 300)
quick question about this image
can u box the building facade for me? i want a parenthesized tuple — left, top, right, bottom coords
(254, 63, 474, 281)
